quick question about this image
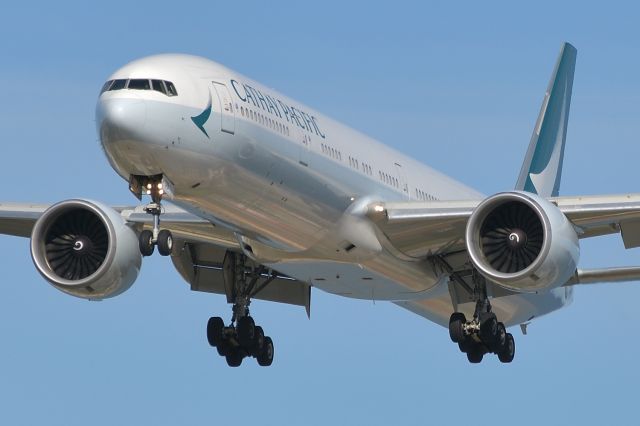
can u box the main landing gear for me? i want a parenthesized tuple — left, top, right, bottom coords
(206, 252, 275, 367)
(136, 177, 173, 257)
(448, 273, 515, 364)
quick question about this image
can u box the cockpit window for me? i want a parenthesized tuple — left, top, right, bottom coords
(101, 78, 177, 96)
(110, 79, 127, 91)
(165, 81, 178, 96)
(128, 79, 151, 90)
(151, 79, 166, 95)
(100, 80, 114, 94)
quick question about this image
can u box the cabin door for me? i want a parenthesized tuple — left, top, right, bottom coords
(212, 81, 235, 134)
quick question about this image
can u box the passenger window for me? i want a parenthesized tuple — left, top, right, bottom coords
(152, 80, 167, 94)
(128, 79, 151, 90)
(165, 81, 178, 96)
(110, 79, 127, 91)
(100, 80, 114, 94)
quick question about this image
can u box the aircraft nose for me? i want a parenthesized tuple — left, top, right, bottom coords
(96, 96, 147, 138)
(96, 96, 158, 178)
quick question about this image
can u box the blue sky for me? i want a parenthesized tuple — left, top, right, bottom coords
(1, 1, 639, 424)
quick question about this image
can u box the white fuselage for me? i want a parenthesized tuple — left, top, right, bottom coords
(96, 54, 571, 328)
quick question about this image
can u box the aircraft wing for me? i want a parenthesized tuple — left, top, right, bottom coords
(366, 199, 478, 259)
(366, 193, 640, 259)
(0, 202, 240, 245)
(0, 203, 49, 237)
(0, 201, 311, 311)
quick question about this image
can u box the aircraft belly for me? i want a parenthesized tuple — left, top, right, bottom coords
(265, 253, 446, 301)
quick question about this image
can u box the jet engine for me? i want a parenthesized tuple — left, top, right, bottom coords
(465, 191, 579, 292)
(30, 199, 142, 300)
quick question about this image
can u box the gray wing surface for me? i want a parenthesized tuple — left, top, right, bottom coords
(0, 203, 49, 237)
(366, 194, 640, 285)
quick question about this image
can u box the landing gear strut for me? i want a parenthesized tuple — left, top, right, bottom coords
(134, 175, 173, 257)
(206, 252, 275, 367)
(448, 272, 515, 364)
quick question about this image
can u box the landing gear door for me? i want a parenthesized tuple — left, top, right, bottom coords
(212, 82, 235, 134)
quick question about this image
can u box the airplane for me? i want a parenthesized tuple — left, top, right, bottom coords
(3, 41, 640, 366)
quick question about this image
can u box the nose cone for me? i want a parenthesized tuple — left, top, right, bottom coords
(96, 96, 147, 138)
(96, 96, 160, 178)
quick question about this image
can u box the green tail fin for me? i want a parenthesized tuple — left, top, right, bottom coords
(515, 42, 577, 197)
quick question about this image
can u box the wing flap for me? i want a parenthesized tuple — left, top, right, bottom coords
(620, 221, 640, 249)
(552, 194, 640, 246)
(171, 241, 311, 313)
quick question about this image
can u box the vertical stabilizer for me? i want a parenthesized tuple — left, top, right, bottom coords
(515, 42, 577, 197)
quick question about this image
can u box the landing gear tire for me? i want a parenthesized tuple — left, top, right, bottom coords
(458, 339, 471, 353)
(449, 312, 466, 343)
(252, 325, 265, 355)
(216, 340, 230, 357)
(495, 322, 507, 350)
(157, 229, 173, 256)
(207, 316, 225, 347)
(138, 230, 154, 256)
(466, 344, 484, 364)
(237, 316, 256, 348)
(225, 349, 244, 367)
(257, 336, 274, 367)
(498, 333, 515, 363)
(479, 312, 498, 347)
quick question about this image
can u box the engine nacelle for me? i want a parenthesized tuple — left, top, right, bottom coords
(30, 199, 142, 300)
(465, 191, 579, 292)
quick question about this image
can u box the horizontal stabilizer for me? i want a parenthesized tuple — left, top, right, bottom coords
(566, 267, 640, 285)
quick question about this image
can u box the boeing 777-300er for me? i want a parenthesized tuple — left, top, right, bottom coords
(2, 42, 638, 365)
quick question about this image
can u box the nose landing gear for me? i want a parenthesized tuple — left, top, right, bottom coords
(133, 175, 173, 257)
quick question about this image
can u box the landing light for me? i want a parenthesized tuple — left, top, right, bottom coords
(374, 205, 384, 213)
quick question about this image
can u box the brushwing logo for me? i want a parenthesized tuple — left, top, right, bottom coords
(525, 79, 569, 197)
(191, 93, 212, 138)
